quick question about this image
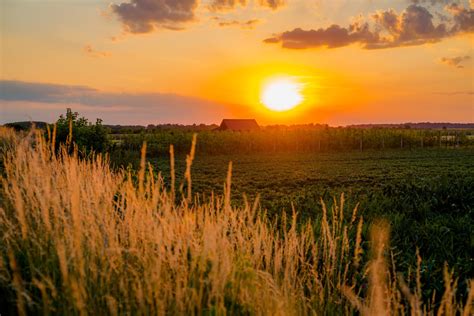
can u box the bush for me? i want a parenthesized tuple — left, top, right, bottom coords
(54, 108, 109, 152)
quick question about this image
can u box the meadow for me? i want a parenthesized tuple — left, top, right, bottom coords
(0, 126, 473, 315)
(111, 135, 474, 302)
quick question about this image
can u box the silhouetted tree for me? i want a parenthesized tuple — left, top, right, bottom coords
(55, 108, 110, 152)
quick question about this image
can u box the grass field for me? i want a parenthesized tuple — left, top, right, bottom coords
(144, 148, 474, 208)
(1, 128, 473, 315)
(111, 147, 474, 300)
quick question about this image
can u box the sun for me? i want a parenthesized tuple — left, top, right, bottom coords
(260, 77, 303, 112)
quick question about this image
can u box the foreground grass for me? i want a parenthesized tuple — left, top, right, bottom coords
(0, 128, 472, 315)
(114, 147, 474, 294)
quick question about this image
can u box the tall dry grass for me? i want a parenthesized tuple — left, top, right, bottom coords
(0, 127, 472, 315)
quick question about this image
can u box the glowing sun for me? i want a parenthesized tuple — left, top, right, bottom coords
(260, 78, 303, 112)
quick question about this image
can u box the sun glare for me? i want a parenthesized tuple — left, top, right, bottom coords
(261, 78, 303, 112)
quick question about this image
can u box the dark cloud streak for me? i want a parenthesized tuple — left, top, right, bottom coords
(209, 0, 285, 11)
(0, 80, 229, 123)
(434, 90, 474, 95)
(212, 17, 260, 29)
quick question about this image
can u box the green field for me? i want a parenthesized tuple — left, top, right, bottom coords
(111, 147, 474, 297)
(1, 125, 473, 314)
(151, 148, 474, 207)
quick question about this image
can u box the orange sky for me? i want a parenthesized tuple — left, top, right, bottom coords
(1, 0, 473, 125)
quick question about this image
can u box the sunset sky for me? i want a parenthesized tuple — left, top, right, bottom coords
(1, 0, 473, 125)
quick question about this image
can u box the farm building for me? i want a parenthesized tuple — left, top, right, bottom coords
(218, 119, 260, 131)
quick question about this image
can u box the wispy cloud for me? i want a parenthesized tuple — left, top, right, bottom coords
(257, 0, 285, 10)
(209, 0, 247, 11)
(209, 0, 285, 11)
(409, 0, 452, 5)
(212, 17, 261, 29)
(434, 90, 474, 95)
(83, 45, 111, 58)
(439, 55, 471, 68)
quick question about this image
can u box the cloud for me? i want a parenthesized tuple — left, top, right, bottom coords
(209, 0, 247, 11)
(0, 81, 96, 103)
(109, 35, 126, 43)
(258, 0, 285, 10)
(212, 17, 260, 29)
(264, 23, 380, 49)
(445, 2, 474, 32)
(0, 80, 230, 124)
(439, 55, 471, 68)
(409, 0, 452, 5)
(209, 0, 285, 11)
(434, 90, 474, 95)
(109, 0, 284, 34)
(264, 3, 474, 50)
(375, 4, 449, 46)
(83, 45, 111, 58)
(110, 0, 199, 33)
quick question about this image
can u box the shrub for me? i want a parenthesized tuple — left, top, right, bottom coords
(54, 108, 110, 152)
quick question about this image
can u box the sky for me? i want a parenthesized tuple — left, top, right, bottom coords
(0, 0, 473, 125)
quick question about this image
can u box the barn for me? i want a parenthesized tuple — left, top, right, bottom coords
(218, 119, 260, 131)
